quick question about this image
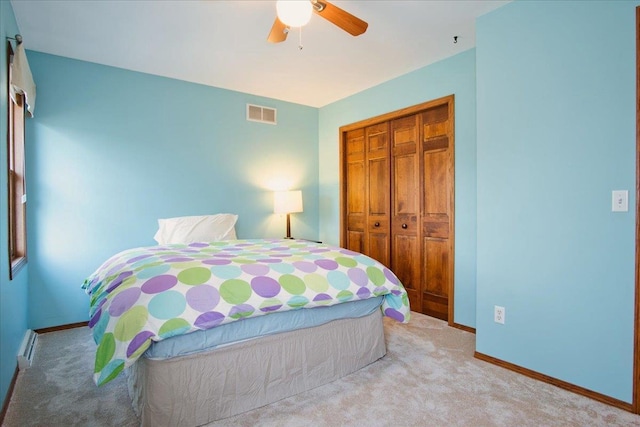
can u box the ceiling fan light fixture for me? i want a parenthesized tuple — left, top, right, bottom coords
(276, 0, 313, 27)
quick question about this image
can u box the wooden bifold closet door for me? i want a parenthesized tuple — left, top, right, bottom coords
(341, 96, 454, 322)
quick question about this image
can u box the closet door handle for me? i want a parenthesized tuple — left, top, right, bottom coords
(401, 223, 408, 229)
(374, 222, 380, 227)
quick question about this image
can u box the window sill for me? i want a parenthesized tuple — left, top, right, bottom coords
(10, 256, 27, 280)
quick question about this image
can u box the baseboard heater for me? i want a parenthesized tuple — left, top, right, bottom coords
(17, 329, 38, 370)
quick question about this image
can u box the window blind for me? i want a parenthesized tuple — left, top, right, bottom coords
(10, 43, 36, 117)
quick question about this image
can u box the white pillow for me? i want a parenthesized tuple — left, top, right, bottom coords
(153, 214, 238, 244)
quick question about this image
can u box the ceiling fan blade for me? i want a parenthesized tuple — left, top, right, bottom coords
(312, 0, 368, 37)
(267, 17, 289, 43)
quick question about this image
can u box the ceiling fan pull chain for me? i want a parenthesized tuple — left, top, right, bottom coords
(298, 27, 303, 51)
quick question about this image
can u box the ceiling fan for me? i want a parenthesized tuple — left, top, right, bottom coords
(267, 0, 368, 43)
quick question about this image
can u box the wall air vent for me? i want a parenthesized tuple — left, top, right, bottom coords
(247, 104, 277, 125)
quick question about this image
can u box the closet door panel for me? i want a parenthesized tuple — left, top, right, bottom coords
(423, 148, 450, 217)
(422, 238, 450, 321)
(346, 230, 364, 254)
(391, 115, 421, 312)
(392, 233, 419, 308)
(347, 162, 365, 214)
(365, 123, 390, 266)
(345, 129, 365, 253)
(394, 154, 417, 214)
(420, 103, 453, 321)
(367, 156, 389, 267)
(368, 158, 388, 215)
(423, 148, 451, 239)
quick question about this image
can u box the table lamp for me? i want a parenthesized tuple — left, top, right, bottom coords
(274, 190, 303, 239)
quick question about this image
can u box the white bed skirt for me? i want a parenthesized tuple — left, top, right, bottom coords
(127, 309, 386, 427)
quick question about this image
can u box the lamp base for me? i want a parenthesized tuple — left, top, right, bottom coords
(285, 213, 293, 239)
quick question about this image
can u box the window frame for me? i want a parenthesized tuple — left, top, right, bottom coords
(7, 41, 27, 279)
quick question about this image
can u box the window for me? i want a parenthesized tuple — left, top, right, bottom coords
(7, 42, 27, 278)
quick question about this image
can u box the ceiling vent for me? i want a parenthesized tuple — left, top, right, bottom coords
(247, 104, 277, 125)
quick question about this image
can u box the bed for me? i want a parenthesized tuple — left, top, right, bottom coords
(82, 237, 410, 426)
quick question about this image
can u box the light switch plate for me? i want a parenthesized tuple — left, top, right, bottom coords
(612, 190, 628, 212)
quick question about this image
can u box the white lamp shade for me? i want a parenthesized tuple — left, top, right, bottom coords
(274, 190, 303, 214)
(276, 0, 313, 27)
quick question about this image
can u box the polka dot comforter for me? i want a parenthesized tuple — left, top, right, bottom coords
(82, 239, 410, 386)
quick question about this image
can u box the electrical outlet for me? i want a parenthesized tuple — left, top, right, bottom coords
(494, 305, 505, 324)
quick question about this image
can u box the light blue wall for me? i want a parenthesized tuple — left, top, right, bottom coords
(0, 0, 29, 409)
(318, 49, 478, 328)
(476, 0, 637, 403)
(26, 52, 319, 329)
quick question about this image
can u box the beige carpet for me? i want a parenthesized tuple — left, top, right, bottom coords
(2, 312, 639, 427)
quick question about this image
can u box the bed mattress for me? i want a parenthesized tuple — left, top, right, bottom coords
(144, 295, 384, 359)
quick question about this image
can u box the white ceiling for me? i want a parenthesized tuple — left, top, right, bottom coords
(10, 0, 509, 108)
